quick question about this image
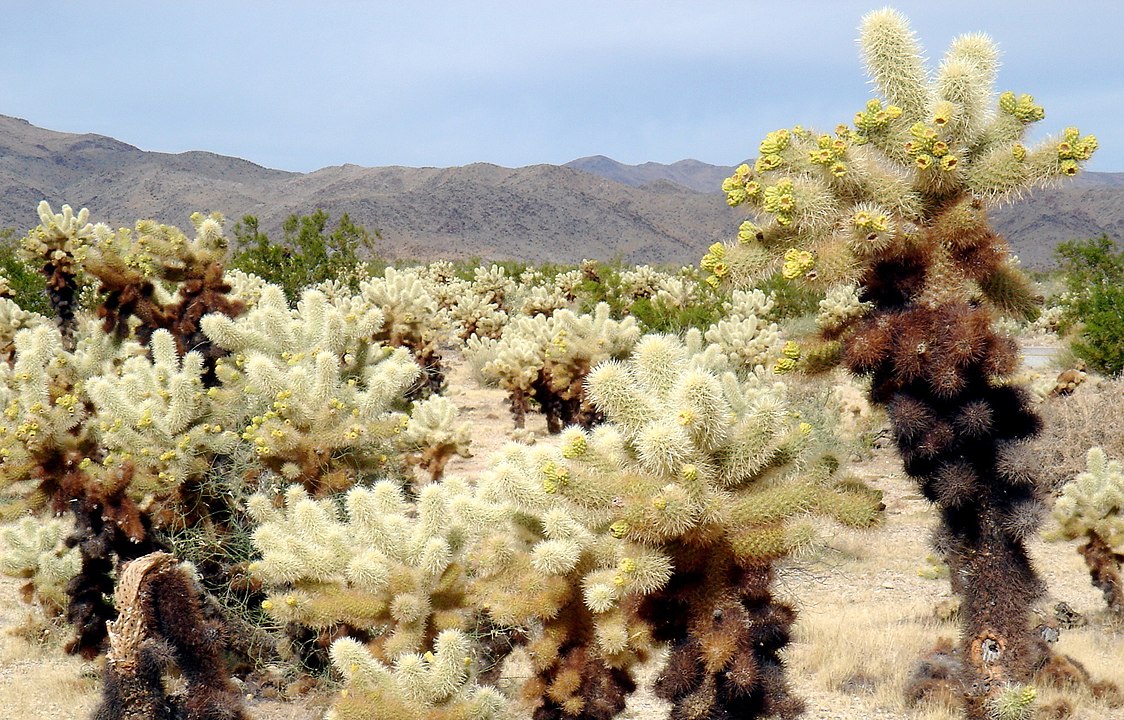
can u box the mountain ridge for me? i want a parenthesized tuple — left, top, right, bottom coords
(1, 114, 1121, 267)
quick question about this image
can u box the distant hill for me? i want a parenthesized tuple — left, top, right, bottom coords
(1, 114, 1120, 268)
(563, 155, 747, 194)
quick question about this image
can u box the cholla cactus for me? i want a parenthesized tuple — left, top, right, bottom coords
(83, 329, 242, 498)
(471, 335, 880, 720)
(439, 264, 539, 340)
(0, 319, 134, 516)
(248, 478, 499, 661)
(707, 10, 1096, 717)
(223, 268, 271, 308)
(22, 202, 95, 345)
(92, 552, 249, 720)
(0, 297, 45, 364)
(517, 284, 570, 317)
(1052, 448, 1124, 616)
(700, 288, 784, 371)
(4, 206, 439, 664)
(327, 631, 509, 720)
(1028, 304, 1066, 335)
(0, 515, 82, 612)
(0, 318, 165, 656)
(202, 285, 418, 493)
(468, 303, 640, 433)
(448, 293, 509, 341)
(649, 273, 700, 312)
(78, 212, 245, 380)
(469, 265, 517, 308)
(400, 395, 472, 483)
(360, 266, 452, 395)
(551, 269, 584, 300)
(0, 324, 94, 511)
(986, 684, 1037, 720)
(817, 283, 871, 334)
(617, 265, 664, 300)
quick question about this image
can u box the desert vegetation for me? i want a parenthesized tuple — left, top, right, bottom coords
(1, 8, 1122, 720)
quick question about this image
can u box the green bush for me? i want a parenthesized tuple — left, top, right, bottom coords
(229, 211, 381, 303)
(756, 271, 821, 320)
(625, 287, 726, 333)
(0, 228, 51, 315)
(1056, 234, 1124, 375)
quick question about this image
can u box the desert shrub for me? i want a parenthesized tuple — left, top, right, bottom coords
(755, 271, 821, 320)
(1056, 234, 1124, 375)
(625, 279, 726, 333)
(230, 211, 381, 303)
(1033, 377, 1124, 490)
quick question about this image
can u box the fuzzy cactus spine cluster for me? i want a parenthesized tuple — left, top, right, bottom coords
(467, 303, 641, 433)
(247, 477, 504, 666)
(1052, 448, 1124, 616)
(471, 334, 881, 719)
(707, 9, 1096, 717)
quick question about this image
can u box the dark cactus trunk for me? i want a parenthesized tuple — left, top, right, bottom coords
(1078, 531, 1124, 617)
(641, 547, 803, 720)
(847, 231, 1051, 716)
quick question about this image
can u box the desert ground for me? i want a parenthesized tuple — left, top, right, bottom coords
(2, 352, 1122, 720)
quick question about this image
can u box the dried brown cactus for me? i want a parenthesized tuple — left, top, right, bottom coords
(93, 551, 249, 720)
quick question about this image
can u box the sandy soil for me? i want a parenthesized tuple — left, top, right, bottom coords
(2, 354, 1123, 719)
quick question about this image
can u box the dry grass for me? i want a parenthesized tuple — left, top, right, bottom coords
(1033, 376, 1124, 490)
(0, 581, 99, 718)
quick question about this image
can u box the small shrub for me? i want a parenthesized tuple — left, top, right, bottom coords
(1056, 235, 1124, 375)
(230, 211, 381, 303)
(0, 228, 51, 315)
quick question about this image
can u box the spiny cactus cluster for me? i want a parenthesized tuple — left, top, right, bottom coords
(706, 8, 1096, 717)
(466, 303, 641, 433)
(202, 285, 419, 493)
(471, 334, 881, 719)
(0, 205, 460, 666)
(359, 266, 452, 396)
(400, 394, 472, 483)
(1052, 448, 1124, 616)
(247, 478, 504, 661)
(328, 630, 509, 720)
(78, 210, 246, 381)
(0, 515, 81, 613)
(21, 202, 93, 345)
(696, 288, 785, 372)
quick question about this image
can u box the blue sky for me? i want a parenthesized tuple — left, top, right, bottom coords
(3, 1, 1121, 173)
